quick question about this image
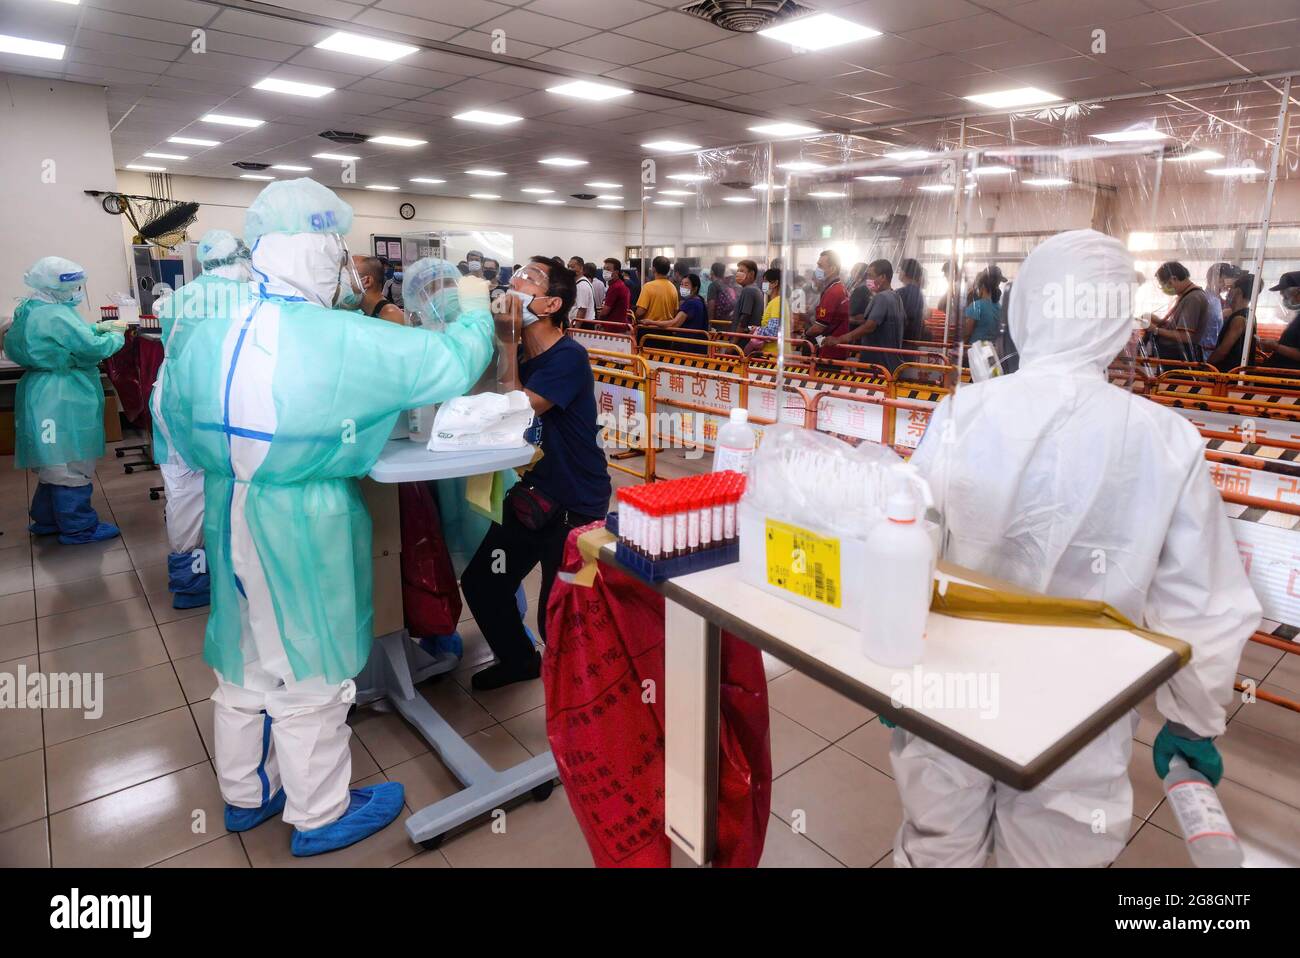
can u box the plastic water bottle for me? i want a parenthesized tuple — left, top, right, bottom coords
(713, 408, 757, 475)
(860, 492, 932, 666)
(1162, 756, 1244, 867)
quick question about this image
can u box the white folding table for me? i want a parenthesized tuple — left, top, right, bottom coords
(598, 545, 1186, 866)
(357, 439, 557, 849)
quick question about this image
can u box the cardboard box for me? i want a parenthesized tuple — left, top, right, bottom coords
(371, 552, 403, 637)
(360, 477, 400, 558)
(103, 392, 123, 442)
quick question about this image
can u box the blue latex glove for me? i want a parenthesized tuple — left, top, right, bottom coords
(1153, 722, 1223, 786)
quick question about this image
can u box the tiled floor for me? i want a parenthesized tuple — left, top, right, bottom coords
(2, 439, 1299, 868)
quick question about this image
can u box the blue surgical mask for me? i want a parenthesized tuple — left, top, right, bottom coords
(813, 267, 826, 281)
(507, 288, 543, 327)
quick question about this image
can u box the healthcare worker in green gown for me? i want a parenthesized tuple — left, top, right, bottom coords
(150, 230, 253, 609)
(163, 179, 500, 856)
(8, 256, 126, 544)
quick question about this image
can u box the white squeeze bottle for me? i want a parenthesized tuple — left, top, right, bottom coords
(713, 408, 757, 474)
(861, 492, 932, 666)
(1162, 756, 1244, 867)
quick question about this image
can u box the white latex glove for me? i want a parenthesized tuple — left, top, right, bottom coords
(457, 275, 492, 314)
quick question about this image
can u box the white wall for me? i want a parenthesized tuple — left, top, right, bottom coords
(0, 74, 128, 317)
(113, 172, 630, 268)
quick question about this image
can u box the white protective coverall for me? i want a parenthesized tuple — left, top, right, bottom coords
(900, 229, 1260, 867)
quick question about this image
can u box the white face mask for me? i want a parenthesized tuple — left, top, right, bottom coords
(507, 288, 544, 327)
(761, 282, 770, 295)
(603, 269, 611, 281)
(679, 285, 690, 297)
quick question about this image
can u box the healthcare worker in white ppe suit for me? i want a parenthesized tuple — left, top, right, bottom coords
(900, 229, 1260, 867)
(164, 179, 497, 856)
(150, 230, 253, 609)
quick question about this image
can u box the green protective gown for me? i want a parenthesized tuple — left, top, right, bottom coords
(151, 274, 249, 465)
(163, 293, 495, 685)
(6, 299, 125, 469)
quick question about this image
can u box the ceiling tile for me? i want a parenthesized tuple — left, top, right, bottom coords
(1005, 0, 1149, 31)
(526, 0, 663, 32)
(350, 9, 465, 43)
(609, 9, 738, 48)
(956, 37, 1081, 71)
(484, 8, 601, 47)
(557, 31, 675, 65)
(449, 29, 551, 61)
(698, 69, 792, 95)
(833, 0, 986, 34)
(375, 0, 513, 27)
(627, 51, 735, 81)
(206, 9, 328, 45)
(254, 0, 365, 19)
(1164, 0, 1300, 34)
(901, 13, 1037, 53)
(1201, 21, 1300, 56)
(88, 0, 217, 26)
(687, 34, 800, 68)
(201, 30, 307, 63)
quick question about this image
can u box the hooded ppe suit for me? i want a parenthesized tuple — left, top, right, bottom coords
(8, 256, 125, 544)
(163, 180, 495, 849)
(899, 229, 1260, 867)
(150, 230, 253, 608)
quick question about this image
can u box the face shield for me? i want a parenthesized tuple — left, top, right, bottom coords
(23, 257, 87, 306)
(402, 257, 463, 329)
(334, 240, 364, 310)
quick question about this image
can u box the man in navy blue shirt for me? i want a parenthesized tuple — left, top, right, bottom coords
(461, 255, 612, 690)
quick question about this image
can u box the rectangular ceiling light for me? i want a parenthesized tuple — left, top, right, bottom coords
(253, 77, 334, 98)
(972, 164, 1015, 176)
(1207, 164, 1262, 177)
(0, 34, 65, 59)
(777, 161, 824, 171)
(749, 122, 819, 136)
(521, 187, 553, 194)
(125, 163, 166, 172)
(723, 196, 757, 203)
(654, 200, 684, 206)
(315, 31, 418, 62)
(586, 181, 621, 188)
(369, 135, 426, 147)
(666, 173, 708, 182)
(757, 13, 881, 52)
(539, 156, 587, 167)
(143, 152, 187, 160)
(659, 189, 695, 196)
(642, 139, 701, 152)
(1170, 149, 1223, 162)
(538, 199, 565, 205)
(465, 168, 505, 176)
(469, 193, 500, 199)
(453, 109, 522, 126)
(885, 150, 929, 160)
(857, 174, 901, 182)
(596, 194, 623, 200)
(272, 164, 312, 171)
(202, 113, 264, 128)
(240, 174, 274, 180)
(547, 79, 632, 101)
(919, 183, 954, 192)
(808, 191, 845, 198)
(597, 204, 622, 209)
(964, 87, 1061, 109)
(1091, 128, 1168, 142)
(1022, 177, 1072, 186)
(314, 152, 359, 161)
(366, 184, 400, 191)
(410, 177, 445, 184)
(169, 136, 220, 147)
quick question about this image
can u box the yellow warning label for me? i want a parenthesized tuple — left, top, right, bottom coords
(764, 518, 842, 608)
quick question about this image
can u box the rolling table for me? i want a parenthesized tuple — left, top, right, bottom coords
(357, 439, 558, 849)
(598, 545, 1187, 866)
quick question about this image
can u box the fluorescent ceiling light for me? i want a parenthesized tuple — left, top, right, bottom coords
(597, 204, 622, 209)
(654, 200, 684, 206)
(1170, 149, 1223, 162)
(538, 199, 565, 205)
(885, 150, 929, 160)
(667, 173, 708, 182)
(972, 164, 1015, 176)
(547, 79, 632, 101)
(750, 183, 784, 191)
(964, 87, 1061, 109)
(366, 184, 400, 191)
(0, 34, 65, 60)
(749, 122, 819, 136)
(169, 136, 219, 147)
(856, 174, 901, 182)
(143, 152, 186, 160)
(659, 189, 694, 196)
(453, 109, 522, 126)
(723, 196, 757, 203)
(596, 194, 623, 200)
(1022, 177, 1072, 186)
(240, 174, 274, 181)
(202, 113, 263, 128)
(465, 168, 505, 177)
(919, 184, 954, 192)
(520, 187, 553, 194)
(586, 181, 621, 188)
(777, 161, 824, 171)
(1207, 164, 1262, 177)
(808, 191, 845, 198)
(369, 135, 426, 147)
(539, 156, 587, 167)
(641, 139, 701, 152)
(410, 177, 445, 184)
(314, 152, 359, 161)
(253, 77, 333, 98)
(271, 164, 312, 172)
(757, 13, 881, 51)
(1091, 127, 1167, 142)
(48, 0, 80, 4)
(125, 164, 165, 172)
(469, 193, 500, 199)
(315, 31, 417, 62)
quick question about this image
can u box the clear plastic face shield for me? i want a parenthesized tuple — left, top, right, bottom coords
(334, 239, 364, 310)
(402, 257, 463, 330)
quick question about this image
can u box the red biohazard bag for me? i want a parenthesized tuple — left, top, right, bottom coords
(544, 524, 771, 867)
(104, 332, 163, 429)
(398, 481, 462, 638)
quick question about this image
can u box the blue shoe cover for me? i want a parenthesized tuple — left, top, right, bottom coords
(51, 484, 120, 544)
(419, 632, 463, 658)
(28, 483, 57, 535)
(224, 789, 286, 832)
(290, 782, 405, 857)
(168, 552, 210, 608)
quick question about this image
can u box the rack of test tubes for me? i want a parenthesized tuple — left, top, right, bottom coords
(610, 471, 747, 583)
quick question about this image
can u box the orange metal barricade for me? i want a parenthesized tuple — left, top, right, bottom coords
(587, 348, 656, 483)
